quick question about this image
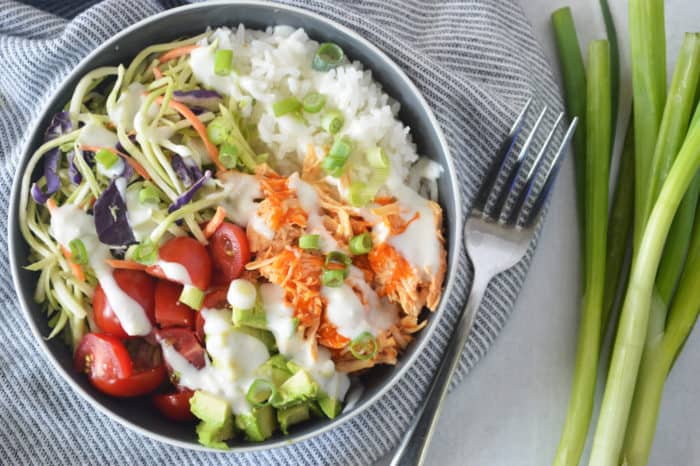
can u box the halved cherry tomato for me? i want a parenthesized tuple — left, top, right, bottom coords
(208, 222, 250, 283)
(75, 333, 166, 398)
(93, 270, 157, 338)
(155, 280, 195, 328)
(74, 333, 133, 380)
(153, 390, 195, 422)
(196, 287, 229, 343)
(156, 328, 207, 369)
(147, 236, 211, 290)
(91, 366, 165, 398)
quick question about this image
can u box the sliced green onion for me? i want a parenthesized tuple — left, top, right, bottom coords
(322, 269, 346, 287)
(133, 240, 158, 265)
(68, 239, 88, 265)
(348, 182, 374, 207)
(95, 148, 119, 169)
(349, 233, 373, 255)
(325, 251, 351, 267)
(139, 184, 160, 204)
(206, 117, 231, 145)
(302, 92, 326, 113)
(246, 379, 277, 407)
(329, 136, 353, 160)
(321, 156, 347, 177)
(321, 110, 344, 134)
(219, 143, 239, 169)
(214, 49, 233, 76)
(299, 234, 320, 250)
(366, 146, 389, 169)
(273, 97, 302, 117)
(349, 332, 378, 360)
(179, 284, 204, 310)
(312, 42, 344, 72)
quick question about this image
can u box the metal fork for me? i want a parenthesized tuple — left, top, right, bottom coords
(390, 99, 578, 466)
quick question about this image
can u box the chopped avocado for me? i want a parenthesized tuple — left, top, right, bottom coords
(317, 392, 343, 419)
(190, 391, 231, 427)
(232, 306, 267, 330)
(235, 325, 277, 352)
(308, 400, 324, 418)
(277, 403, 311, 435)
(235, 406, 277, 441)
(258, 355, 293, 387)
(190, 391, 234, 449)
(196, 421, 232, 450)
(286, 360, 303, 374)
(273, 369, 319, 408)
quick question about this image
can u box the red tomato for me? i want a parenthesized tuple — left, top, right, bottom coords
(75, 333, 166, 398)
(155, 280, 195, 328)
(152, 390, 195, 422)
(156, 328, 207, 369)
(148, 236, 212, 290)
(74, 333, 133, 380)
(91, 366, 165, 398)
(207, 222, 250, 283)
(93, 270, 157, 338)
(196, 287, 229, 343)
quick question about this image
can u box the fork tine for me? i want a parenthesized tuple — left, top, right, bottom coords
(492, 105, 549, 219)
(472, 97, 532, 213)
(506, 112, 565, 225)
(524, 116, 579, 227)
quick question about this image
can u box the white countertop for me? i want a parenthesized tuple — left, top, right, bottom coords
(382, 1, 700, 464)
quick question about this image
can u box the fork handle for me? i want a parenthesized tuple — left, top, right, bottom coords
(390, 269, 489, 466)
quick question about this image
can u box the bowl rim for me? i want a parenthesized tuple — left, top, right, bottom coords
(8, 0, 462, 453)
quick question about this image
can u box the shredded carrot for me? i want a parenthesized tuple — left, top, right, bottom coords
(158, 45, 199, 64)
(153, 96, 223, 171)
(46, 198, 57, 213)
(203, 206, 226, 238)
(105, 259, 148, 271)
(152, 67, 164, 79)
(79, 145, 151, 181)
(60, 245, 85, 282)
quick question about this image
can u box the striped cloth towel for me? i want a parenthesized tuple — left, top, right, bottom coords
(0, 1, 563, 464)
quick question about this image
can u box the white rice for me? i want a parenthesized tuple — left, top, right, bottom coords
(189, 25, 441, 197)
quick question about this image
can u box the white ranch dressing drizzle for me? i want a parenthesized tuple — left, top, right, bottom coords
(259, 283, 350, 401)
(159, 308, 269, 415)
(218, 171, 263, 227)
(77, 119, 119, 148)
(287, 173, 338, 253)
(376, 175, 442, 278)
(124, 188, 157, 242)
(322, 266, 398, 340)
(49, 204, 151, 335)
(156, 260, 192, 285)
(108, 82, 158, 132)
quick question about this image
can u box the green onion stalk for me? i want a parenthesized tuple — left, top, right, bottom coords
(628, 0, 667, 251)
(643, 33, 700, 346)
(588, 120, 700, 466)
(553, 40, 611, 466)
(620, 106, 700, 466)
(551, 7, 587, 248)
(620, 189, 700, 466)
(601, 121, 635, 335)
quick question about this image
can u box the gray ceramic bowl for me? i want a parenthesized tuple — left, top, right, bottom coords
(9, 0, 461, 452)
